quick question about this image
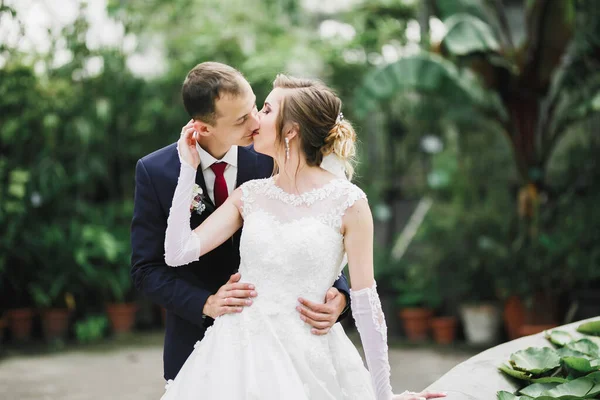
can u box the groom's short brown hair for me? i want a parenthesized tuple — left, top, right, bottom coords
(182, 62, 245, 125)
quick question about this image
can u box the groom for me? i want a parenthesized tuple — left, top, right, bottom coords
(131, 62, 352, 381)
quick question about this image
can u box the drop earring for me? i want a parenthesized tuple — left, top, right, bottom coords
(285, 137, 290, 160)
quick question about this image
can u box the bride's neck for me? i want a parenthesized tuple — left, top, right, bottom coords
(275, 153, 325, 194)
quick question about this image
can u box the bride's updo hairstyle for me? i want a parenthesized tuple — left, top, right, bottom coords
(273, 74, 357, 179)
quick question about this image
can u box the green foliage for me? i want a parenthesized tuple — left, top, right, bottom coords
(1, 0, 599, 335)
(519, 383, 560, 398)
(75, 222, 131, 303)
(547, 331, 575, 348)
(400, 126, 516, 303)
(510, 348, 561, 375)
(499, 321, 600, 399)
(355, 0, 600, 188)
(393, 262, 442, 309)
(354, 51, 507, 121)
(0, 5, 147, 309)
(578, 321, 600, 337)
(75, 315, 108, 343)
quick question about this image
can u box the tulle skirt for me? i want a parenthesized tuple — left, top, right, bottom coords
(160, 306, 375, 399)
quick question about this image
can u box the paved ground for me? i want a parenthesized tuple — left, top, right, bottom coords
(0, 332, 476, 399)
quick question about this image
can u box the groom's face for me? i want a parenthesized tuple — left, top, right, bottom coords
(204, 78, 259, 148)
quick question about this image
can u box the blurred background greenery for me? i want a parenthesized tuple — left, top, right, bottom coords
(1, 0, 600, 348)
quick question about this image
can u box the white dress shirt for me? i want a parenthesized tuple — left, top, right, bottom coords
(196, 143, 238, 204)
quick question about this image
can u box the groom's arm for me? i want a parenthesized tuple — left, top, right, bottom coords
(333, 272, 351, 321)
(130, 158, 210, 328)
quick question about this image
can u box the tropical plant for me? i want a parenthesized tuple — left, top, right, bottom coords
(75, 220, 131, 304)
(26, 223, 81, 309)
(354, 0, 600, 226)
(401, 126, 516, 304)
(392, 261, 443, 309)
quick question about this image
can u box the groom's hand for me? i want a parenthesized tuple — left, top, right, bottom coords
(203, 273, 257, 319)
(297, 288, 346, 336)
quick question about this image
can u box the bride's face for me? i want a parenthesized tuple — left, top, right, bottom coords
(254, 88, 284, 158)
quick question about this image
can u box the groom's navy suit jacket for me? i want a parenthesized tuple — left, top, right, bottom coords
(131, 143, 351, 380)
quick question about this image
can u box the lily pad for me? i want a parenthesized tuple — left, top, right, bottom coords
(588, 382, 600, 397)
(535, 397, 587, 400)
(585, 371, 600, 396)
(566, 339, 600, 358)
(577, 320, 600, 336)
(510, 347, 561, 375)
(585, 336, 600, 348)
(561, 356, 599, 374)
(519, 382, 560, 397)
(557, 347, 590, 359)
(499, 363, 533, 381)
(496, 391, 533, 400)
(544, 377, 594, 398)
(546, 330, 574, 347)
(530, 376, 569, 384)
(585, 371, 600, 382)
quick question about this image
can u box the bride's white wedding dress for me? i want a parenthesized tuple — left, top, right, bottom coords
(162, 174, 391, 399)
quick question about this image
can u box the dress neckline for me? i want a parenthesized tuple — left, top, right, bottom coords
(266, 176, 347, 206)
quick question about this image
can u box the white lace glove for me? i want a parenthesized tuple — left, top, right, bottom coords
(351, 282, 393, 400)
(164, 157, 202, 267)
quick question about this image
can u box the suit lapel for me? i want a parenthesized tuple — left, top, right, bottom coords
(236, 146, 256, 188)
(190, 166, 213, 229)
(195, 166, 214, 209)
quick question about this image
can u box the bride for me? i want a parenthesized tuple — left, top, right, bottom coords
(161, 74, 446, 400)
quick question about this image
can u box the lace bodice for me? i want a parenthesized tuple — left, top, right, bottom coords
(238, 177, 366, 315)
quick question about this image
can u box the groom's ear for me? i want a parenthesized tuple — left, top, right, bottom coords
(193, 119, 212, 137)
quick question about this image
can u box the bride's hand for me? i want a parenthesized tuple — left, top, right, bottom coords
(178, 119, 200, 170)
(393, 390, 447, 400)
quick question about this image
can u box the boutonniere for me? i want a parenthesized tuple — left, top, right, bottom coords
(190, 184, 210, 215)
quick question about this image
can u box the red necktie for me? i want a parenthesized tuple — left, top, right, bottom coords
(210, 162, 228, 207)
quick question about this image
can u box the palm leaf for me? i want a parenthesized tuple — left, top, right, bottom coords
(353, 52, 507, 122)
(434, 0, 492, 22)
(441, 14, 501, 56)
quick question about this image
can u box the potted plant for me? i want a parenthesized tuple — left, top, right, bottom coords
(102, 267, 137, 335)
(394, 263, 441, 342)
(76, 224, 136, 335)
(0, 261, 7, 344)
(455, 250, 503, 346)
(4, 264, 36, 342)
(28, 276, 74, 342)
(372, 247, 403, 337)
(2, 249, 37, 343)
(0, 314, 5, 345)
(26, 224, 80, 342)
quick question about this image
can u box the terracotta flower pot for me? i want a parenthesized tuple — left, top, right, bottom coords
(399, 308, 433, 341)
(431, 316, 457, 345)
(519, 324, 557, 337)
(41, 308, 70, 341)
(503, 296, 525, 340)
(7, 308, 35, 342)
(0, 315, 5, 343)
(106, 303, 138, 334)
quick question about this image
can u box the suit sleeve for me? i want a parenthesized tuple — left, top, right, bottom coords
(333, 272, 351, 322)
(130, 159, 210, 327)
